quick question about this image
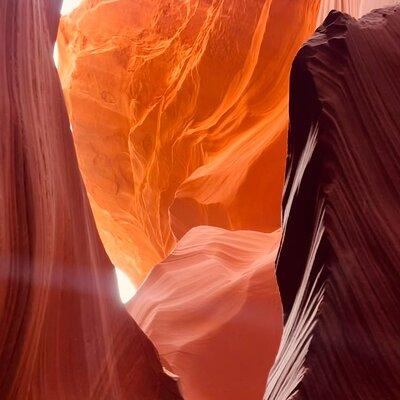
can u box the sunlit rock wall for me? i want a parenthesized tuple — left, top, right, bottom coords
(57, 0, 320, 284)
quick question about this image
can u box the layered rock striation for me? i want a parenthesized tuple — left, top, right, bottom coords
(265, 7, 400, 400)
(0, 1, 181, 398)
(129, 226, 282, 400)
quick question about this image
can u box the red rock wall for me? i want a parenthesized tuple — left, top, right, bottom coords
(0, 1, 181, 398)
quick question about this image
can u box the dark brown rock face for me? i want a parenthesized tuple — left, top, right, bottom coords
(265, 7, 400, 400)
(0, 1, 181, 399)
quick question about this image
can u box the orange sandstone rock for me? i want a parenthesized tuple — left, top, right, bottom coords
(128, 226, 282, 400)
(57, 0, 320, 284)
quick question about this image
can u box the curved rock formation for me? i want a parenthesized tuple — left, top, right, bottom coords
(0, 1, 181, 398)
(57, 0, 320, 284)
(265, 7, 400, 399)
(129, 226, 282, 400)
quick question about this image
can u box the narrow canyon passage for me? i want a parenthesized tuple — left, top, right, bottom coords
(0, 0, 399, 399)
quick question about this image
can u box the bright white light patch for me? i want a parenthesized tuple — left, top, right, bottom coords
(61, 0, 82, 15)
(53, 43, 59, 68)
(115, 268, 136, 303)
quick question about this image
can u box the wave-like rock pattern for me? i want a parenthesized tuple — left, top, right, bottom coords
(0, 1, 181, 398)
(129, 226, 282, 400)
(265, 7, 400, 399)
(57, 0, 320, 284)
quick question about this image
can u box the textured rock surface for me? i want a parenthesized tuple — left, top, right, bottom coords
(57, 0, 320, 284)
(129, 226, 282, 400)
(265, 7, 400, 399)
(0, 1, 181, 398)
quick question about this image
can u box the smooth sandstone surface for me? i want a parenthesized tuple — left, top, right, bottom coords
(57, 0, 320, 284)
(129, 226, 282, 400)
(265, 7, 400, 399)
(0, 1, 181, 398)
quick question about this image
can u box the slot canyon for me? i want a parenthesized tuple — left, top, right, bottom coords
(1, 0, 399, 399)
